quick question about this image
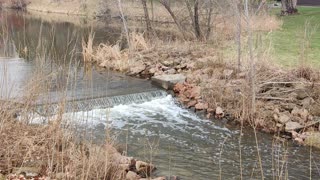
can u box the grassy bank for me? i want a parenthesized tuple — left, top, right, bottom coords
(271, 6, 320, 67)
(26, 0, 99, 17)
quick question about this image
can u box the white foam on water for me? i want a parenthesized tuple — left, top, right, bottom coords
(28, 95, 233, 138)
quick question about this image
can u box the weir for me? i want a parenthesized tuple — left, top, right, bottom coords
(0, 58, 166, 114)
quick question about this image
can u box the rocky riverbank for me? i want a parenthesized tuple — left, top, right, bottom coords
(90, 38, 320, 149)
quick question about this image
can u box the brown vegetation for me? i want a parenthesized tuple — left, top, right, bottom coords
(0, 89, 160, 179)
(0, 103, 123, 179)
(0, 0, 29, 9)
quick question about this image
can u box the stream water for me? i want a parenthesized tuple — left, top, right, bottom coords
(1, 10, 320, 180)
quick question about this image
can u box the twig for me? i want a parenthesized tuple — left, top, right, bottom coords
(256, 97, 292, 101)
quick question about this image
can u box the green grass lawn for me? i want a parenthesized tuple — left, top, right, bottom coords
(270, 6, 320, 67)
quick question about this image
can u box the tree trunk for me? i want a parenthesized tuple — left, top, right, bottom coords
(205, 0, 214, 40)
(150, 0, 154, 21)
(117, 0, 131, 50)
(185, 0, 195, 30)
(281, 0, 288, 15)
(281, 0, 298, 15)
(194, 0, 202, 39)
(141, 0, 152, 35)
(236, 0, 242, 72)
(292, 0, 298, 10)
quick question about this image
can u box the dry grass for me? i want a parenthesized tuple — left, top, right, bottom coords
(251, 14, 282, 32)
(82, 32, 95, 63)
(0, 70, 128, 179)
(0, 111, 125, 179)
(129, 32, 149, 51)
(26, 0, 99, 16)
(89, 32, 150, 72)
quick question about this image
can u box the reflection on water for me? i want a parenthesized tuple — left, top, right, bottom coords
(0, 10, 121, 66)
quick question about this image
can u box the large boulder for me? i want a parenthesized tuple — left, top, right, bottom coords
(152, 74, 186, 90)
(128, 62, 146, 76)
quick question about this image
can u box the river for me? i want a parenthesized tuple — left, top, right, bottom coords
(1, 10, 320, 180)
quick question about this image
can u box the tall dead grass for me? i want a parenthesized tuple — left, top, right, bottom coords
(85, 32, 149, 71)
(0, 65, 129, 179)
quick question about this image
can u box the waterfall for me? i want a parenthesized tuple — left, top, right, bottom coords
(34, 90, 167, 115)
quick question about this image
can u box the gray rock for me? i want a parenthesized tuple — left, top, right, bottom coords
(166, 68, 176, 74)
(152, 177, 166, 180)
(285, 121, 303, 132)
(162, 60, 174, 66)
(149, 68, 157, 74)
(278, 114, 290, 124)
(173, 58, 182, 65)
(222, 69, 233, 79)
(126, 171, 139, 180)
(301, 97, 315, 107)
(128, 62, 146, 75)
(151, 74, 186, 90)
(296, 90, 308, 100)
(216, 107, 224, 115)
(13, 167, 39, 178)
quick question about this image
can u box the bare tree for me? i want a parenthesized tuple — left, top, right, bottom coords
(141, 0, 153, 35)
(159, 0, 186, 38)
(117, 0, 131, 50)
(155, 0, 218, 41)
(205, 0, 214, 40)
(193, 0, 201, 39)
(184, 0, 202, 39)
(232, 0, 242, 72)
(244, 0, 256, 116)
